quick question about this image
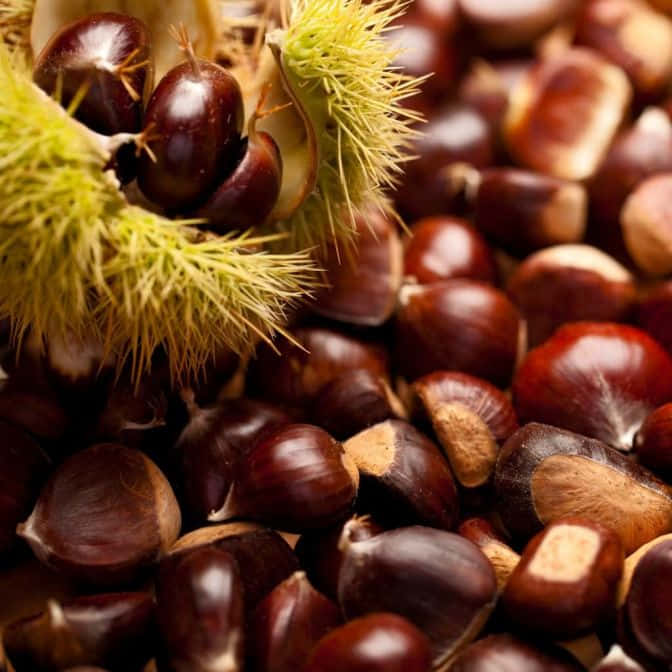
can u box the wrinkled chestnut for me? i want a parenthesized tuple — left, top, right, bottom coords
(395, 280, 523, 387)
(338, 524, 497, 667)
(249, 571, 342, 672)
(156, 547, 244, 672)
(411, 371, 518, 489)
(403, 216, 497, 286)
(343, 420, 459, 529)
(513, 322, 672, 451)
(18, 443, 181, 586)
(304, 613, 431, 672)
(495, 423, 672, 553)
(507, 245, 637, 347)
(3, 592, 155, 672)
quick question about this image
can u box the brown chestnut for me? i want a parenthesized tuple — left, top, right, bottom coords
(507, 245, 637, 347)
(304, 613, 431, 672)
(502, 516, 624, 638)
(410, 371, 518, 489)
(395, 280, 523, 387)
(249, 571, 342, 672)
(494, 423, 672, 553)
(504, 48, 631, 181)
(638, 279, 672, 355)
(313, 209, 403, 327)
(634, 403, 672, 476)
(337, 524, 497, 667)
(17, 443, 181, 586)
(512, 322, 672, 451)
(593, 645, 645, 672)
(156, 547, 244, 672)
(3, 592, 155, 672)
(343, 420, 459, 530)
(403, 216, 497, 286)
(616, 533, 672, 606)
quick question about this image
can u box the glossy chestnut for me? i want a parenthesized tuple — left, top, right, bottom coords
(634, 403, 672, 476)
(638, 280, 672, 355)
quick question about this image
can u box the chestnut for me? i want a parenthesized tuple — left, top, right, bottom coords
(17, 443, 181, 586)
(410, 371, 518, 489)
(403, 216, 497, 286)
(504, 48, 632, 181)
(634, 403, 672, 476)
(616, 533, 672, 606)
(638, 279, 672, 355)
(502, 516, 623, 638)
(449, 634, 583, 672)
(155, 547, 244, 672)
(249, 571, 342, 672)
(312, 209, 403, 326)
(208, 424, 359, 532)
(494, 423, 672, 553)
(512, 322, 672, 451)
(3, 592, 155, 672)
(395, 280, 523, 387)
(247, 327, 389, 409)
(473, 168, 588, 256)
(507, 245, 637, 347)
(303, 613, 431, 672)
(337, 524, 497, 667)
(343, 420, 459, 530)
(593, 645, 646, 671)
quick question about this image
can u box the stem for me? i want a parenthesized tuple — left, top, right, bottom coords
(169, 23, 201, 80)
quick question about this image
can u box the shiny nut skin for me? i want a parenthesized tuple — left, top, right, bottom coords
(512, 322, 672, 451)
(403, 216, 497, 286)
(502, 516, 623, 638)
(395, 280, 522, 387)
(638, 280, 672, 355)
(507, 245, 636, 347)
(249, 571, 341, 672)
(494, 423, 672, 553)
(304, 613, 431, 672)
(635, 404, 672, 475)
(337, 524, 497, 667)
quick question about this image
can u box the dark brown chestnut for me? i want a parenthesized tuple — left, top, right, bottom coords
(304, 613, 432, 672)
(494, 423, 672, 553)
(395, 280, 523, 387)
(249, 571, 342, 672)
(512, 322, 672, 451)
(209, 424, 358, 532)
(3, 592, 155, 672)
(337, 524, 497, 668)
(507, 245, 637, 347)
(156, 547, 244, 672)
(635, 403, 672, 476)
(638, 280, 672, 355)
(410, 371, 518, 489)
(343, 420, 459, 530)
(17, 443, 181, 586)
(403, 216, 497, 286)
(504, 48, 631, 181)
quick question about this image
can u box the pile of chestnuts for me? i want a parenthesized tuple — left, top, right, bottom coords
(8, 1, 672, 671)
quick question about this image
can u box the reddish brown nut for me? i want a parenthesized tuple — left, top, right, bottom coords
(616, 533, 672, 606)
(507, 245, 636, 347)
(249, 571, 342, 672)
(410, 372, 518, 489)
(473, 168, 587, 257)
(156, 547, 243, 672)
(638, 279, 672, 355)
(575, 0, 672, 101)
(0, 382, 69, 442)
(209, 424, 358, 532)
(621, 173, 672, 276)
(17, 444, 181, 586)
(337, 524, 497, 667)
(512, 322, 672, 451)
(395, 281, 523, 387)
(458, 518, 521, 592)
(313, 210, 403, 326)
(248, 328, 389, 409)
(2, 592, 155, 672)
(343, 420, 459, 530)
(294, 516, 382, 602)
(449, 634, 583, 672)
(634, 403, 672, 475)
(494, 423, 672, 553)
(170, 522, 299, 616)
(593, 645, 645, 671)
(311, 370, 406, 440)
(504, 48, 632, 181)
(304, 613, 431, 672)
(502, 516, 623, 638)
(650, 0, 672, 13)
(403, 216, 497, 286)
